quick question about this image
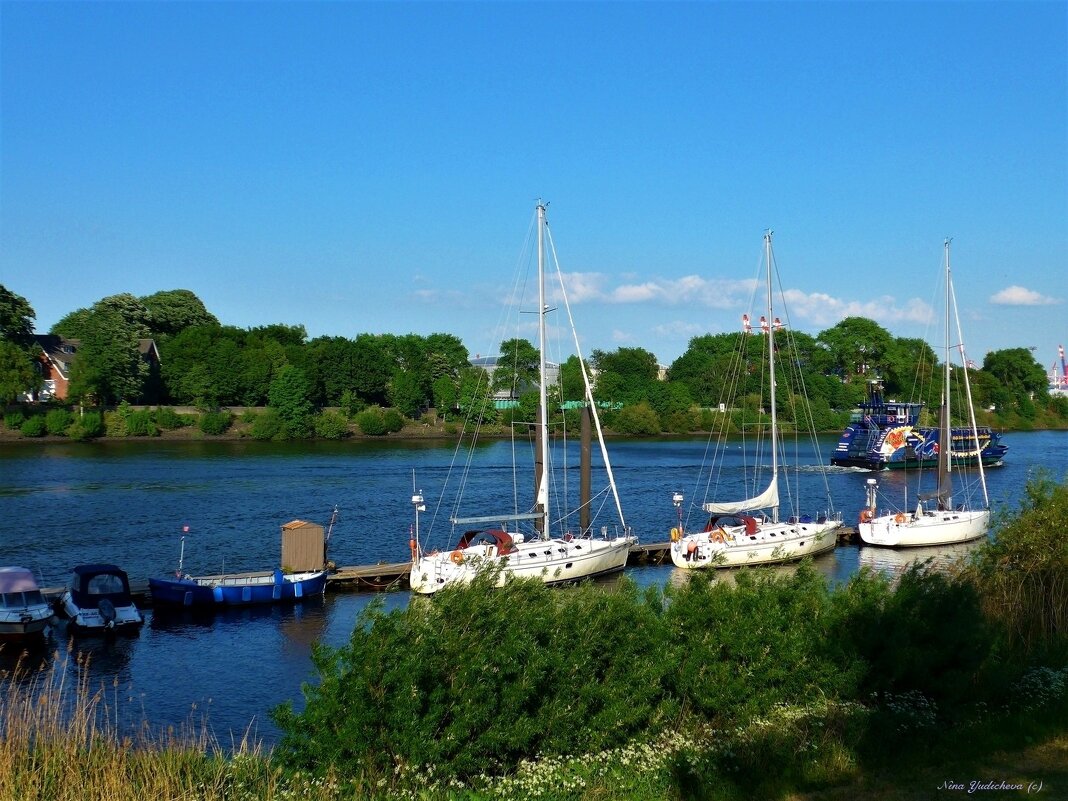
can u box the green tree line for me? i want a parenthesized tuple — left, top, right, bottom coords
(1, 284, 1064, 436)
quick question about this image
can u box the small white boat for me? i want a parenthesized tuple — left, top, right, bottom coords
(59, 564, 144, 634)
(0, 567, 52, 642)
(859, 240, 990, 547)
(670, 231, 842, 570)
(409, 202, 635, 594)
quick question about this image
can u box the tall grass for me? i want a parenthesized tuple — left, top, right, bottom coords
(959, 472, 1068, 651)
(0, 651, 298, 801)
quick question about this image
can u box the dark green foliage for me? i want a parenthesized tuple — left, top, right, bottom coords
(20, 415, 46, 437)
(355, 407, 388, 435)
(67, 411, 104, 441)
(153, 406, 187, 430)
(273, 575, 674, 781)
(124, 410, 159, 437)
(198, 410, 232, 436)
(314, 411, 350, 439)
(960, 473, 1068, 650)
(248, 409, 282, 440)
(381, 408, 404, 433)
(387, 370, 423, 418)
(140, 289, 218, 337)
(833, 565, 992, 708)
(338, 389, 365, 418)
(612, 401, 661, 435)
(665, 565, 861, 723)
(45, 408, 74, 435)
(0, 285, 36, 344)
(0, 340, 41, 404)
(4, 410, 26, 429)
(268, 365, 314, 438)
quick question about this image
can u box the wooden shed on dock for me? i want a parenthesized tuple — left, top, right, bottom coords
(280, 520, 325, 572)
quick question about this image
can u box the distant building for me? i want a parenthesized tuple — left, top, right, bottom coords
(470, 355, 560, 407)
(24, 335, 160, 402)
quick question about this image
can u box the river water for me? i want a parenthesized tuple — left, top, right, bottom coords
(1, 431, 1065, 745)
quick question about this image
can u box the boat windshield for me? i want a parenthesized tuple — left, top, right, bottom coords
(1, 590, 45, 608)
(85, 573, 126, 595)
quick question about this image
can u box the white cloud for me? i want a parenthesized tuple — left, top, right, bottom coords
(989, 285, 1060, 306)
(651, 320, 707, 338)
(779, 290, 935, 327)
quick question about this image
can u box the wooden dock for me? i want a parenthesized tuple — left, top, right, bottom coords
(43, 528, 857, 605)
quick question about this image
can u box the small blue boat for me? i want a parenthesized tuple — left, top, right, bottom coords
(149, 510, 335, 609)
(149, 568, 327, 608)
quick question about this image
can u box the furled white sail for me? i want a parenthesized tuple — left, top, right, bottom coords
(702, 475, 779, 515)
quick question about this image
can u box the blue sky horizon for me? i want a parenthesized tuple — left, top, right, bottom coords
(2, 2, 1065, 371)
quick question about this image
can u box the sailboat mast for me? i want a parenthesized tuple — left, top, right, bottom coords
(765, 230, 780, 524)
(536, 201, 551, 540)
(938, 238, 953, 509)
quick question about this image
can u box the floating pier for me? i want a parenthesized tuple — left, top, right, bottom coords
(43, 528, 857, 606)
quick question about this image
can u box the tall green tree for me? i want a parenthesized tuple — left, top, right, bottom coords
(141, 289, 218, 337)
(668, 333, 743, 407)
(591, 346, 659, 405)
(268, 364, 315, 438)
(0, 285, 36, 345)
(816, 317, 894, 378)
(493, 338, 539, 396)
(388, 369, 423, 418)
(0, 286, 40, 402)
(982, 347, 1049, 416)
(350, 334, 393, 406)
(0, 341, 40, 403)
(66, 308, 150, 404)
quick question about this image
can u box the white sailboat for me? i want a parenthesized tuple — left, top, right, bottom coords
(858, 239, 990, 547)
(670, 231, 842, 570)
(409, 202, 635, 595)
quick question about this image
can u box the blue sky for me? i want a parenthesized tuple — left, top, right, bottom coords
(2, 1, 1065, 370)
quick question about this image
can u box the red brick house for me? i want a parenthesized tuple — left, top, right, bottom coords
(27, 335, 160, 402)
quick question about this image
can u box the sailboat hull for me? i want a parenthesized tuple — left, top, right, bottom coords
(670, 519, 840, 570)
(409, 536, 632, 595)
(858, 510, 989, 547)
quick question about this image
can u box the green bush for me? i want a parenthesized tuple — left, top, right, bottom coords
(67, 411, 104, 441)
(248, 409, 283, 440)
(4, 410, 26, 430)
(20, 415, 46, 437)
(45, 408, 74, 435)
(313, 410, 350, 439)
(153, 406, 186, 430)
(382, 408, 405, 433)
(611, 402, 661, 435)
(124, 410, 160, 437)
(355, 407, 388, 436)
(104, 411, 127, 437)
(664, 564, 861, 724)
(199, 410, 232, 436)
(960, 473, 1068, 651)
(273, 575, 674, 782)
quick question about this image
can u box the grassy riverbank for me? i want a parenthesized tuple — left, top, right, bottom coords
(2, 477, 1066, 801)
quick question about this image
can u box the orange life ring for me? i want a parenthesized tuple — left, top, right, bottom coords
(711, 528, 726, 544)
(409, 538, 418, 560)
(894, 513, 907, 524)
(859, 509, 873, 524)
(450, 550, 464, 565)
